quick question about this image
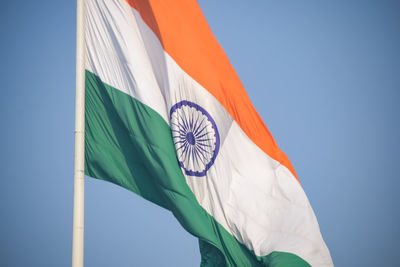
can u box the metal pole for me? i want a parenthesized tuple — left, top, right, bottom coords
(72, 0, 85, 266)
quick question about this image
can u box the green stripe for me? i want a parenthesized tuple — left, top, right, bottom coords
(85, 70, 310, 267)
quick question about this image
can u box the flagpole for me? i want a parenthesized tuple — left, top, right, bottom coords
(72, 0, 85, 266)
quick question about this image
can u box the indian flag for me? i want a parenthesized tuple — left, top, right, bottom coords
(83, 0, 333, 266)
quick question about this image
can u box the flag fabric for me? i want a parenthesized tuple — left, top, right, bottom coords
(84, 0, 333, 266)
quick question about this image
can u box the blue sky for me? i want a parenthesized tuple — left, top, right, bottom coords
(1, 0, 399, 266)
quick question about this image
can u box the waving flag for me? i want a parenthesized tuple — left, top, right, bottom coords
(84, 0, 333, 266)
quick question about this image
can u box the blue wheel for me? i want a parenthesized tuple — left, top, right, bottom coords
(170, 100, 220, 177)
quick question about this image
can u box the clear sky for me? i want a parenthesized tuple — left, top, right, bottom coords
(1, 0, 399, 266)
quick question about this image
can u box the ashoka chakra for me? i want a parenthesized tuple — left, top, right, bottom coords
(170, 100, 220, 177)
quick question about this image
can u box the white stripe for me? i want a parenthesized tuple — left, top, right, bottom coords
(85, 0, 333, 265)
(85, 0, 169, 122)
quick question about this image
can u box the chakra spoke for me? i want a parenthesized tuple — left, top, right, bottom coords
(195, 146, 209, 163)
(194, 117, 206, 134)
(196, 138, 213, 143)
(174, 139, 188, 145)
(171, 121, 187, 132)
(178, 147, 187, 161)
(192, 113, 201, 133)
(199, 150, 209, 165)
(196, 142, 212, 148)
(188, 145, 194, 165)
(173, 135, 186, 140)
(192, 146, 201, 167)
(195, 132, 210, 140)
(176, 140, 188, 151)
(177, 112, 189, 131)
(181, 143, 190, 161)
(172, 129, 187, 136)
(195, 123, 209, 137)
(189, 111, 195, 131)
(181, 108, 191, 130)
(196, 143, 213, 155)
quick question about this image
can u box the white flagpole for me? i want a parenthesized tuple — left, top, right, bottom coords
(72, 0, 85, 266)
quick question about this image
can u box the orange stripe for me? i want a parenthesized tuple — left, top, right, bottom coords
(126, 0, 298, 181)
